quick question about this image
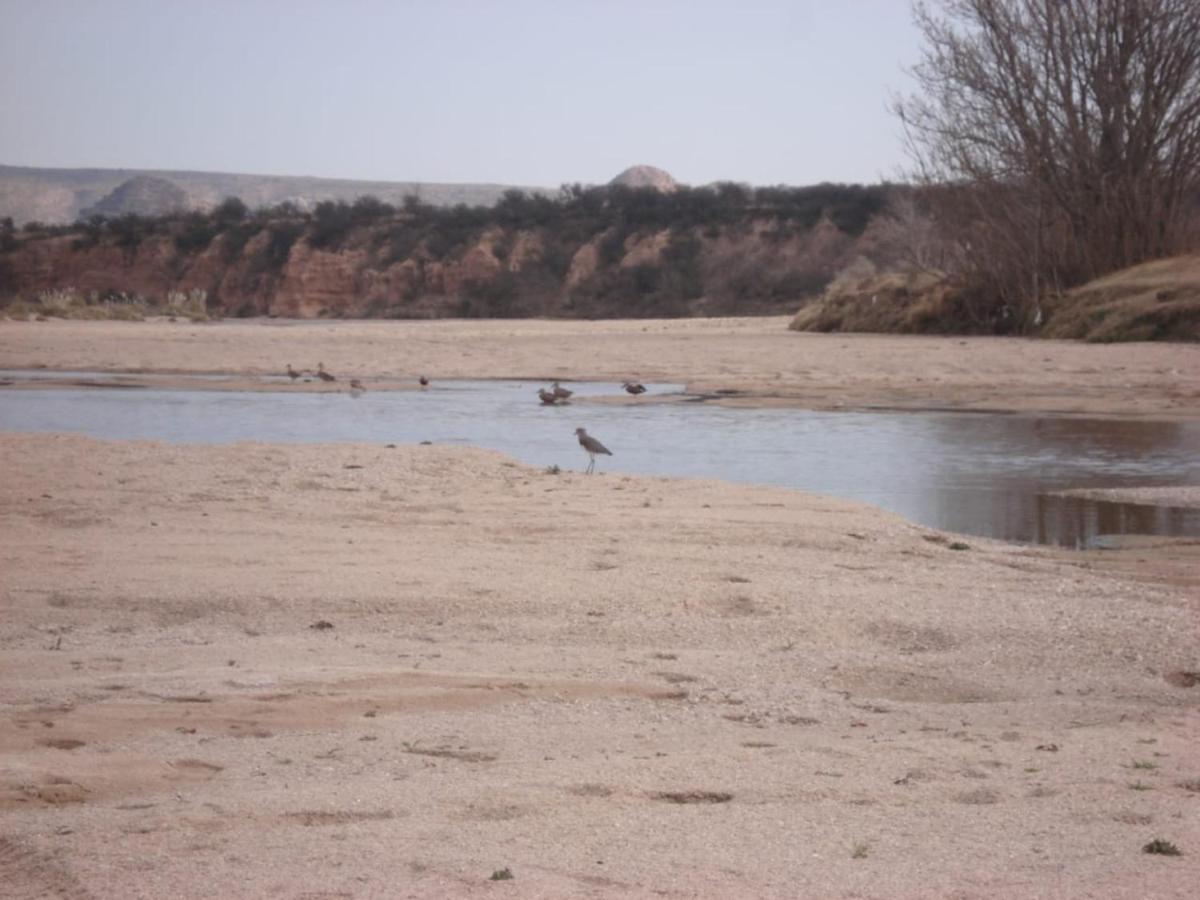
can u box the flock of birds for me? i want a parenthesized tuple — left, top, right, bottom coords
(538, 380, 645, 405)
(285, 362, 428, 395)
(537, 379, 648, 472)
(284, 363, 637, 474)
(537, 380, 647, 473)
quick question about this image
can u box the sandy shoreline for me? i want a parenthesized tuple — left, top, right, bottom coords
(3, 317, 1199, 418)
(1, 319, 1198, 897)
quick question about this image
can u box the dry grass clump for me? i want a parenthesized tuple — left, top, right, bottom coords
(792, 252, 1199, 342)
(1040, 254, 1200, 342)
(1142, 838, 1182, 856)
(789, 267, 968, 335)
(650, 790, 733, 804)
(3, 287, 211, 322)
(36, 288, 145, 321)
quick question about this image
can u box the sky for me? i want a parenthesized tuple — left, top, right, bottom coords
(0, 0, 923, 188)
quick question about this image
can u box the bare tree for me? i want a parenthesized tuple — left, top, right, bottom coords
(870, 191, 965, 275)
(896, 0, 1200, 320)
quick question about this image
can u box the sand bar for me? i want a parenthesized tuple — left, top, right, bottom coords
(2, 317, 1199, 417)
(1, 318, 1198, 897)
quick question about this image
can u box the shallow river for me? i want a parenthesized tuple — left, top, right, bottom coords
(2, 376, 1198, 548)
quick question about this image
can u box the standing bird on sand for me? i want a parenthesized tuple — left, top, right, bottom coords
(418, 375, 429, 387)
(349, 378, 365, 396)
(286, 364, 302, 381)
(623, 381, 647, 396)
(575, 427, 612, 474)
(552, 381, 573, 400)
(538, 388, 559, 405)
(316, 362, 336, 383)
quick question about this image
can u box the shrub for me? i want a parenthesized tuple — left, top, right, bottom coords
(381, 223, 424, 266)
(423, 205, 485, 258)
(350, 194, 394, 224)
(109, 213, 159, 258)
(540, 238, 573, 280)
(598, 227, 628, 266)
(211, 196, 248, 226)
(222, 221, 263, 261)
(663, 231, 704, 300)
(36, 287, 84, 313)
(309, 200, 355, 250)
(71, 215, 107, 251)
(262, 222, 304, 271)
(458, 272, 520, 317)
(1, 217, 18, 253)
(175, 212, 217, 253)
(2, 298, 35, 319)
(1142, 839, 1182, 856)
(164, 288, 208, 319)
(630, 262, 660, 295)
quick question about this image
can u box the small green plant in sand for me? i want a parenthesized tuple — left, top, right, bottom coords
(489, 867, 514, 881)
(948, 541, 970, 551)
(1129, 760, 1158, 770)
(851, 842, 870, 859)
(1129, 781, 1153, 791)
(1142, 839, 1182, 856)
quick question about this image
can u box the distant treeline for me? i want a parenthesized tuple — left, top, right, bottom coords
(4, 181, 890, 263)
(0, 182, 893, 320)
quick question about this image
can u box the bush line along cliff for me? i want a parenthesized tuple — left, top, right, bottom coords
(0, 182, 891, 320)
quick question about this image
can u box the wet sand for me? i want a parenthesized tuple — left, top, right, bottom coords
(1, 318, 1198, 897)
(2, 316, 1199, 417)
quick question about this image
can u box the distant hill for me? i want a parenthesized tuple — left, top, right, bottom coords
(81, 175, 190, 219)
(0, 164, 552, 225)
(610, 165, 678, 192)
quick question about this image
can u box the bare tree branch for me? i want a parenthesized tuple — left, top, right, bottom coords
(895, 0, 1200, 323)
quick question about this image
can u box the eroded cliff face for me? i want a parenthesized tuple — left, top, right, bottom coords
(0, 215, 881, 319)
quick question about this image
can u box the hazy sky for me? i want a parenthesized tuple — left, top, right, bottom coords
(0, 0, 922, 187)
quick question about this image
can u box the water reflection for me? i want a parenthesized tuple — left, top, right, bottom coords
(900, 415, 1200, 546)
(0, 380, 1197, 547)
(1035, 494, 1200, 549)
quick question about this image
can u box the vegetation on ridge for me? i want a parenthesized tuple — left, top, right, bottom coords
(0, 182, 892, 321)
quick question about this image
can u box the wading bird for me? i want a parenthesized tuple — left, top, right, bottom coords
(418, 375, 429, 387)
(574, 427, 612, 474)
(538, 388, 559, 405)
(552, 381, 573, 400)
(623, 381, 646, 396)
(286, 364, 302, 380)
(316, 363, 336, 383)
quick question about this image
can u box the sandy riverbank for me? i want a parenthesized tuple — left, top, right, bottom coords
(1, 433, 1197, 898)
(2, 316, 1199, 417)
(1, 318, 1198, 897)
